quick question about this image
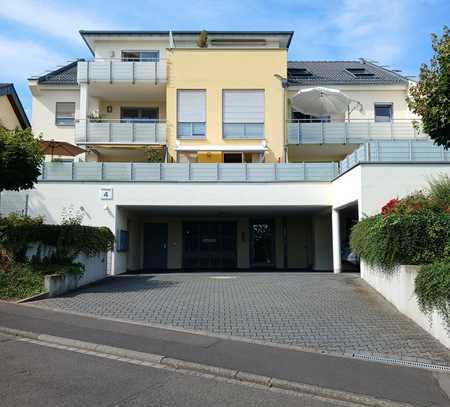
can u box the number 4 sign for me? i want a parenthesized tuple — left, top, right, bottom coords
(100, 187, 113, 200)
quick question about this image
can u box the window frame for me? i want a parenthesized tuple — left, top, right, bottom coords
(121, 50, 160, 62)
(120, 106, 159, 122)
(222, 89, 265, 140)
(374, 103, 393, 123)
(55, 102, 76, 127)
(177, 89, 207, 139)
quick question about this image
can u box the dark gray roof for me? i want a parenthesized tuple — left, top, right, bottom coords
(0, 83, 30, 128)
(35, 61, 79, 85)
(287, 60, 409, 86)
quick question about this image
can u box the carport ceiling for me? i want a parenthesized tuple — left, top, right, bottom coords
(120, 205, 331, 216)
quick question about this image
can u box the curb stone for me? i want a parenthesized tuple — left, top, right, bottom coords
(0, 325, 416, 407)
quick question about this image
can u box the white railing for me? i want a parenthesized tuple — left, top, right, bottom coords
(77, 59, 167, 84)
(287, 119, 428, 144)
(340, 140, 450, 173)
(39, 162, 339, 183)
(75, 120, 166, 144)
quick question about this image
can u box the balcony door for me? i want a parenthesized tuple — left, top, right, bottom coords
(120, 107, 159, 123)
(121, 50, 160, 62)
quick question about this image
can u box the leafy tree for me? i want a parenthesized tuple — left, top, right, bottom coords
(407, 25, 450, 148)
(0, 127, 44, 192)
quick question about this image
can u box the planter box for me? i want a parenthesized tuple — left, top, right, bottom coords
(361, 263, 449, 348)
(44, 253, 107, 297)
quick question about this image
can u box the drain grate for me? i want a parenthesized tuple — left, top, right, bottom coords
(353, 353, 450, 372)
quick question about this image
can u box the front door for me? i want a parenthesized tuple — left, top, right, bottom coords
(183, 222, 237, 269)
(249, 219, 275, 268)
(143, 223, 168, 270)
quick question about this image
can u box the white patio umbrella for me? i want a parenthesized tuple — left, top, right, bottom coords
(291, 87, 363, 117)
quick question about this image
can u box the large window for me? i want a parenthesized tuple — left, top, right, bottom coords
(121, 50, 160, 62)
(223, 90, 264, 139)
(120, 107, 159, 122)
(177, 90, 206, 139)
(55, 102, 75, 126)
(374, 103, 393, 122)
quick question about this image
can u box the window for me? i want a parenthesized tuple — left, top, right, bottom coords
(291, 110, 330, 123)
(288, 68, 313, 80)
(121, 50, 160, 62)
(374, 104, 393, 122)
(346, 67, 376, 78)
(120, 107, 159, 122)
(177, 90, 206, 139)
(55, 102, 75, 126)
(223, 90, 264, 139)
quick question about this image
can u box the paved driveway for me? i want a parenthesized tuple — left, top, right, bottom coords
(32, 273, 450, 365)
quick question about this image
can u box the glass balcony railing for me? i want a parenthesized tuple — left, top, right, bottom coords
(75, 120, 166, 144)
(287, 119, 428, 144)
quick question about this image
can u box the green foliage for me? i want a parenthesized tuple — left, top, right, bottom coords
(196, 30, 208, 48)
(0, 221, 115, 263)
(0, 127, 44, 191)
(415, 262, 450, 323)
(0, 263, 44, 300)
(350, 211, 450, 272)
(407, 26, 450, 148)
(146, 147, 165, 163)
(427, 174, 450, 209)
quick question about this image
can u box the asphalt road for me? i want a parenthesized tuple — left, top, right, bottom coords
(0, 333, 339, 407)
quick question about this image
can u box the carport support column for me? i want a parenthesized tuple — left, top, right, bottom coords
(332, 209, 341, 274)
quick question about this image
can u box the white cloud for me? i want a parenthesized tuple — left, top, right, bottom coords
(0, 0, 113, 43)
(0, 36, 67, 81)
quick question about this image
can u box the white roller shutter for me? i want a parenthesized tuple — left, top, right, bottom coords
(177, 90, 206, 122)
(223, 90, 264, 123)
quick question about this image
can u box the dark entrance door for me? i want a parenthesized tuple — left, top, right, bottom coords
(249, 219, 275, 268)
(183, 221, 237, 269)
(143, 223, 168, 270)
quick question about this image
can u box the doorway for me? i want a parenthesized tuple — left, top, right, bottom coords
(249, 219, 276, 268)
(143, 223, 168, 270)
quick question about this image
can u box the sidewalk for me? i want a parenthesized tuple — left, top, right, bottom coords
(0, 302, 449, 407)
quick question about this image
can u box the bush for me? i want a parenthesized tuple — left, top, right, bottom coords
(415, 262, 450, 323)
(350, 211, 450, 271)
(0, 222, 114, 263)
(0, 263, 44, 300)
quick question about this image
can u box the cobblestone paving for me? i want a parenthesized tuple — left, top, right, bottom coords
(33, 273, 450, 364)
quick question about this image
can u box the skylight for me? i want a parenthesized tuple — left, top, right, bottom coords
(288, 68, 313, 80)
(346, 68, 375, 78)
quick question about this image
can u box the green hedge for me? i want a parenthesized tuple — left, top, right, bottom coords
(415, 262, 450, 320)
(0, 222, 115, 263)
(350, 211, 450, 272)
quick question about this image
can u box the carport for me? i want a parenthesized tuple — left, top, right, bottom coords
(114, 206, 334, 272)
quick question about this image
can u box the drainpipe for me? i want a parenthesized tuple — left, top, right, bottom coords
(274, 74, 289, 163)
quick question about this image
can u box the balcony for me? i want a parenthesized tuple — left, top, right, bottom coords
(39, 162, 338, 183)
(77, 59, 167, 84)
(340, 140, 450, 173)
(287, 120, 428, 144)
(75, 120, 166, 145)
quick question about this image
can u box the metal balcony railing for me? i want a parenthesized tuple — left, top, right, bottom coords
(339, 140, 450, 173)
(287, 119, 428, 144)
(75, 119, 166, 144)
(77, 59, 167, 84)
(38, 162, 339, 183)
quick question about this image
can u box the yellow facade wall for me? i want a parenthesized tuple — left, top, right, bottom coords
(0, 95, 22, 130)
(166, 49, 287, 163)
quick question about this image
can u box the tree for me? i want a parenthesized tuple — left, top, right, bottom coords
(0, 127, 44, 192)
(407, 25, 450, 148)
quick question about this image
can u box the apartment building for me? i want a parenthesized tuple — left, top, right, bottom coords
(4, 30, 450, 274)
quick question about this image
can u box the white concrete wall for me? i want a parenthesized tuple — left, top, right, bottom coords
(93, 40, 169, 60)
(31, 89, 79, 143)
(362, 264, 449, 348)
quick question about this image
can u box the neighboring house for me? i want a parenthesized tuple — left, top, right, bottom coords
(0, 83, 30, 130)
(3, 30, 449, 274)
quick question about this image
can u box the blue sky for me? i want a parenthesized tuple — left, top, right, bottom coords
(0, 0, 448, 119)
